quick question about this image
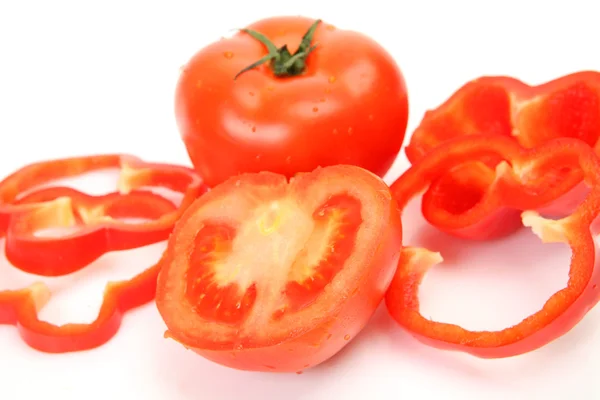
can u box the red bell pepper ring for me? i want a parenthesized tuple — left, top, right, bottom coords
(6, 188, 175, 276)
(386, 135, 600, 358)
(0, 154, 208, 353)
(405, 71, 600, 240)
(0, 261, 162, 353)
(0, 154, 207, 276)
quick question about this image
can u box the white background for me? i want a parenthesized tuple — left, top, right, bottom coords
(1, 1, 599, 399)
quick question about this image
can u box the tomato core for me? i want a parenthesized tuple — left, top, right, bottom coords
(184, 192, 362, 326)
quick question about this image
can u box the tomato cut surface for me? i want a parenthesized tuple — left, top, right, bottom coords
(156, 165, 402, 372)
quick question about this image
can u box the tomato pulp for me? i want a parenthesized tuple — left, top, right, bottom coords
(175, 16, 409, 187)
(155, 165, 403, 372)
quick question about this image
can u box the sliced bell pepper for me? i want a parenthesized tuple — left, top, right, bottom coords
(386, 134, 600, 358)
(0, 154, 207, 276)
(0, 261, 162, 353)
(405, 71, 600, 239)
(0, 154, 208, 353)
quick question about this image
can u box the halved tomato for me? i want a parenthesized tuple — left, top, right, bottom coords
(155, 164, 402, 372)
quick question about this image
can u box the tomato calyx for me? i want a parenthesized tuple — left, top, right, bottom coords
(234, 19, 321, 80)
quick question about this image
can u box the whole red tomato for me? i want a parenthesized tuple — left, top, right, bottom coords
(175, 16, 409, 187)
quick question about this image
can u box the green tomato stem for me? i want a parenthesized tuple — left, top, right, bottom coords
(234, 19, 321, 80)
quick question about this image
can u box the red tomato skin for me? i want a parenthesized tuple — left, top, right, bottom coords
(175, 16, 409, 187)
(187, 197, 402, 373)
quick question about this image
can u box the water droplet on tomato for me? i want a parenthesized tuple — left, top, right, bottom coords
(328, 76, 336, 83)
(332, 128, 339, 135)
(255, 154, 262, 161)
(223, 51, 234, 59)
(368, 114, 374, 121)
(312, 107, 319, 112)
(285, 156, 292, 164)
(347, 127, 354, 135)
(344, 334, 351, 341)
